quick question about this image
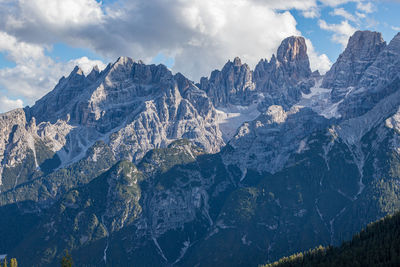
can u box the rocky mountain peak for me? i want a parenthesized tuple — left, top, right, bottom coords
(323, 30, 387, 102)
(72, 65, 85, 76)
(233, 56, 242, 66)
(253, 36, 312, 108)
(115, 56, 134, 66)
(17, 56, 224, 173)
(199, 57, 255, 107)
(221, 56, 246, 71)
(388, 32, 400, 50)
(348, 30, 385, 50)
(276, 36, 311, 78)
(28, 64, 96, 123)
(277, 36, 309, 64)
(87, 65, 100, 81)
(337, 31, 400, 120)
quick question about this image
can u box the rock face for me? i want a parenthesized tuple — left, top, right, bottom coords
(200, 36, 314, 110)
(2, 31, 400, 267)
(18, 57, 224, 178)
(0, 57, 226, 194)
(323, 31, 386, 102)
(0, 109, 33, 191)
(199, 57, 256, 108)
(254, 36, 314, 108)
(338, 32, 400, 119)
(222, 105, 329, 175)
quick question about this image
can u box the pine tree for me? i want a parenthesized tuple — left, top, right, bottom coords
(61, 250, 73, 267)
(9, 258, 17, 267)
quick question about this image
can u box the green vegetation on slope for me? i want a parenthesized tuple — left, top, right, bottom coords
(263, 210, 400, 267)
(0, 257, 18, 267)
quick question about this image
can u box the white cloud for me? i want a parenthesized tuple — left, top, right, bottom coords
(253, 0, 320, 18)
(0, 55, 105, 107)
(68, 57, 106, 75)
(0, 95, 23, 113)
(1, 0, 313, 81)
(0, 31, 44, 64)
(318, 19, 357, 47)
(325, 1, 376, 23)
(0, 31, 55, 100)
(355, 11, 367, 18)
(0, 31, 105, 110)
(392, 26, 400, 31)
(305, 39, 332, 74)
(319, 0, 356, 7)
(318, 0, 376, 10)
(302, 7, 320, 18)
(356, 2, 374, 13)
(171, 1, 302, 80)
(18, 0, 103, 26)
(251, 0, 318, 11)
(331, 8, 358, 22)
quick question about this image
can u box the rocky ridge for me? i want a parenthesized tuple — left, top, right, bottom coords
(1, 30, 400, 267)
(323, 31, 386, 102)
(0, 57, 225, 192)
(199, 57, 256, 108)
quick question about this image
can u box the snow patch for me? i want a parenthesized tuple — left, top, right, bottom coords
(215, 96, 262, 142)
(152, 235, 168, 262)
(296, 78, 341, 119)
(241, 235, 252, 245)
(173, 240, 190, 264)
(294, 209, 307, 217)
(296, 138, 308, 154)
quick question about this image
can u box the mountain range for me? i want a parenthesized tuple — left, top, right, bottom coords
(1, 30, 400, 266)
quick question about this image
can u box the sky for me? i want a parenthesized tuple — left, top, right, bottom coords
(0, 0, 399, 113)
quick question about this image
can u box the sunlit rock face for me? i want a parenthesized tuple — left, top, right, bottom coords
(199, 57, 256, 108)
(254, 36, 314, 108)
(323, 30, 387, 103)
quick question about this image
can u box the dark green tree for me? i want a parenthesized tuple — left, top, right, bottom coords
(61, 250, 73, 267)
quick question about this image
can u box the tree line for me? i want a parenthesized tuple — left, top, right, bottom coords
(0, 250, 72, 267)
(263, 210, 400, 266)
(0, 257, 17, 267)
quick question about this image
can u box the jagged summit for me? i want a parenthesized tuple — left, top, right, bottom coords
(232, 56, 242, 66)
(253, 35, 313, 108)
(116, 56, 134, 64)
(199, 57, 255, 107)
(29, 57, 174, 123)
(199, 36, 313, 109)
(8, 57, 224, 176)
(274, 36, 311, 79)
(87, 65, 100, 81)
(72, 65, 85, 75)
(336, 31, 400, 120)
(323, 30, 386, 102)
(277, 36, 310, 65)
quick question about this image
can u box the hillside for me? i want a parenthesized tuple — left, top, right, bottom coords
(264, 210, 400, 267)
